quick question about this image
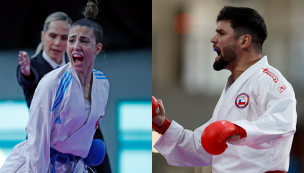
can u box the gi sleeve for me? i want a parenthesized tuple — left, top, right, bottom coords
(24, 76, 55, 172)
(154, 120, 213, 167)
(231, 75, 297, 149)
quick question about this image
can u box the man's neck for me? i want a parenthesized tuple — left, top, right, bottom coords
(228, 53, 262, 82)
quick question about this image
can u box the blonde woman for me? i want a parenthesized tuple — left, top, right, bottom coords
(17, 12, 72, 108)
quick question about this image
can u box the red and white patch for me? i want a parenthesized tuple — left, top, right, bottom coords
(262, 68, 279, 83)
(95, 115, 103, 129)
(278, 84, 286, 93)
(235, 93, 250, 109)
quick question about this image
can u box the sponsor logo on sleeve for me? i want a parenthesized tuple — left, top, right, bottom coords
(261, 68, 278, 83)
(222, 121, 227, 126)
(278, 84, 286, 93)
(235, 93, 250, 109)
(55, 116, 62, 124)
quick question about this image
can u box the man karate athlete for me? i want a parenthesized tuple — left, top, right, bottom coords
(152, 6, 297, 173)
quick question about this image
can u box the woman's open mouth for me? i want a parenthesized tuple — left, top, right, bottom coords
(72, 53, 84, 65)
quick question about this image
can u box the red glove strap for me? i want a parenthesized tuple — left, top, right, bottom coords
(153, 117, 171, 135)
(235, 124, 247, 139)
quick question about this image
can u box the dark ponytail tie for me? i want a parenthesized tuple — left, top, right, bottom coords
(86, 17, 93, 20)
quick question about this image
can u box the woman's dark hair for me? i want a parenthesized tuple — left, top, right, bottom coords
(70, 0, 103, 44)
(217, 6, 267, 53)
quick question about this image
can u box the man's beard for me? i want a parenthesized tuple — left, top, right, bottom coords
(213, 44, 237, 71)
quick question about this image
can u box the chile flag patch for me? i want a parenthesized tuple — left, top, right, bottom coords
(235, 93, 249, 109)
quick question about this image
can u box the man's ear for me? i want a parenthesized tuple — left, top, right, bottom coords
(240, 34, 251, 49)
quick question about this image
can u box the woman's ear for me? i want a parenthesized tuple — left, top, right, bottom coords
(95, 43, 103, 55)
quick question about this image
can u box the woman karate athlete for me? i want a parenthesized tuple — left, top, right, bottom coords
(17, 10, 111, 173)
(1, 0, 110, 172)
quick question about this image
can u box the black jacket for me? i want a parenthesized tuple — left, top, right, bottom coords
(17, 51, 62, 108)
(16, 51, 112, 173)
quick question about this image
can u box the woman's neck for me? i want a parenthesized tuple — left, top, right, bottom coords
(77, 69, 93, 100)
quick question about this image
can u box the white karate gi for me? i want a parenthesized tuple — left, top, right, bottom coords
(0, 63, 109, 173)
(154, 56, 297, 173)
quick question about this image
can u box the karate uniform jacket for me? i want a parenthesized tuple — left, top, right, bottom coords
(1, 63, 109, 173)
(154, 56, 297, 173)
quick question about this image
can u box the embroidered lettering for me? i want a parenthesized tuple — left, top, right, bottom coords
(261, 68, 278, 83)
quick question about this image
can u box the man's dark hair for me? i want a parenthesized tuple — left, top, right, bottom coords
(217, 6, 267, 53)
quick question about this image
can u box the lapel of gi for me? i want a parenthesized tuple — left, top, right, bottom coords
(53, 67, 108, 157)
(214, 56, 268, 121)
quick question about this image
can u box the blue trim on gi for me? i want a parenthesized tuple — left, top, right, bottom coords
(51, 71, 72, 112)
(94, 71, 107, 79)
(94, 73, 105, 76)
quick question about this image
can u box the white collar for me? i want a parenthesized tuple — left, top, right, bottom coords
(225, 55, 268, 92)
(42, 50, 66, 69)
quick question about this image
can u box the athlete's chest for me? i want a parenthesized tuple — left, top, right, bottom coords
(51, 80, 102, 137)
(212, 80, 260, 122)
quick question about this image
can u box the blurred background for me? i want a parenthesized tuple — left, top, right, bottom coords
(0, 1, 151, 173)
(152, 0, 304, 172)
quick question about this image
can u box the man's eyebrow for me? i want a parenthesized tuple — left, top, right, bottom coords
(216, 29, 224, 33)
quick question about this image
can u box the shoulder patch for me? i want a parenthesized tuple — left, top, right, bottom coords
(235, 93, 250, 109)
(93, 70, 107, 80)
(51, 71, 72, 112)
(261, 68, 278, 83)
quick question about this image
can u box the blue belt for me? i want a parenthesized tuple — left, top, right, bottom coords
(50, 147, 80, 173)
